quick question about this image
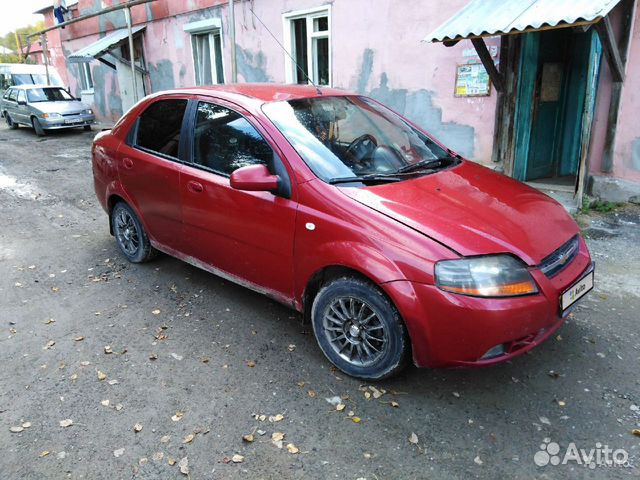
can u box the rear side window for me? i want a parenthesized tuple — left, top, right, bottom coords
(8, 89, 18, 102)
(2, 89, 10, 99)
(136, 99, 188, 158)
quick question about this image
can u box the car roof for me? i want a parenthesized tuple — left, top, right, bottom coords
(162, 83, 354, 105)
(8, 84, 61, 90)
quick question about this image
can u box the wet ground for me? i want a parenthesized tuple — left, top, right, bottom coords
(0, 123, 639, 479)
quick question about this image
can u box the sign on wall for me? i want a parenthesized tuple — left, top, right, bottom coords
(454, 63, 491, 97)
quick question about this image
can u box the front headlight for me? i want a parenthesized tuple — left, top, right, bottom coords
(435, 255, 538, 297)
(83, 109, 93, 115)
(42, 112, 62, 119)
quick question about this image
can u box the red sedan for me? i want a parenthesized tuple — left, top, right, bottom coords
(92, 84, 594, 379)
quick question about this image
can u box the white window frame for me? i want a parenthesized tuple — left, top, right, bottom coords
(79, 62, 94, 93)
(282, 6, 332, 86)
(184, 18, 225, 85)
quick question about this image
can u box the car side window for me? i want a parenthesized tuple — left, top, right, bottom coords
(17, 90, 26, 104)
(193, 102, 273, 176)
(136, 99, 188, 158)
(8, 89, 18, 102)
(2, 89, 10, 100)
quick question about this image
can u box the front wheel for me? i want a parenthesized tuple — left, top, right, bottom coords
(111, 202, 157, 263)
(311, 277, 409, 380)
(32, 117, 46, 136)
(6, 114, 18, 129)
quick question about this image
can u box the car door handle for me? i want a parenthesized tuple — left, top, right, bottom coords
(123, 158, 134, 169)
(187, 180, 204, 193)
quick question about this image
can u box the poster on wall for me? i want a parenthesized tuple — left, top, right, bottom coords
(454, 63, 491, 97)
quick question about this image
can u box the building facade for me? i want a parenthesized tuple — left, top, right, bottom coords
(36, 0, 640, 204)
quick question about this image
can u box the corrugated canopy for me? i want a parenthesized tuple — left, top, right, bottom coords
(68, 25, 145, 63)
(425, 0, 622, 43)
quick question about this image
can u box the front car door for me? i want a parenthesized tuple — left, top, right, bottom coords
(180, 99, 298, 302)
(15, 89, 28, 124)
(117, 97, 188, 251)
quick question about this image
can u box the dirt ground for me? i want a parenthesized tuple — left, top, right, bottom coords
(0, 123, 639, 480)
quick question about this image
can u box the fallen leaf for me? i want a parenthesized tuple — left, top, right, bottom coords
(452, 392, 461, 398)
(104, 345, 113, 354)
(539, 416, 551, 425)
(152, 451, 164, 461)
(272, 431, 285, 442)
(107, 379, 118, 385)
(115, 404, 123, 411)
(59, 419, 73, 428)
(257, 414, 267, 421)
(39, 451, 50, 457)
(22, 422, 31, 428)
(632, 429, 640, 437)
(149, 353, 158, 360)
(257, 429, 266, 436)
(152, 309, 161, 315)
(43, 340, 55, 350)
(308, 390, 316, 398)
(474, 455, 483, 465)
(160, 435, 171, 443)
(286, 443, 299, 454)
(74, 336, 84, 342)
(336, 404, 346, 412)
(364, 391, 371, 400)
(409, 432, 419, 444)
(171, 353, 183, 361)
(269, 414, 284, 422)
(242, 433, 254, 442)
(231, 454, 244, 463)
(390, 401, 400, 408)
(134, 423, 143, 433)
(351, 416, 361, 423)
(97, 370, 107, 381)
(168, 457, 176, 465)
(558, 400, 566, 407)
(182, 433, 195, 444)
(171, 411, 184, 422)
(200, 356, 210, 363)
(44, 319, 55, 325)
(101, 399, 110, 407)
(246, 360, 256, 368)
(113, 448, 125, 458)
(288, 344, 296, 352)
(178, 456, 189, 475)
(10, 426, 24, 433)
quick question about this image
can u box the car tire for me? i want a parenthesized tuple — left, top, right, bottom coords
(32, 117, 46, 137)
(84, 125, 92, 131)
(110, 202, 158, 263)
(311, 277, 409, 380)
(6, 114, 18, 129)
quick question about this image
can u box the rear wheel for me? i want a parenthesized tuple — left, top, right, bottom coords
(111, 202, 157, 263)
(32, 117, 46, 137)
(311, 277, 409, 380)
(6, 114, 18, 129)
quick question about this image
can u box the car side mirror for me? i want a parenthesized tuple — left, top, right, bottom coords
(230, 164, 279, 192)
(17, 100, 26, 105)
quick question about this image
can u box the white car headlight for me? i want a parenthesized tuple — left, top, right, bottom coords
(435, 255, 538, 297)
(83, 109, 93, 115)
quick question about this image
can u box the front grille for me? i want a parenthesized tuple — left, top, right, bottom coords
(62, 112, 82, 117)
(538, 235, 579, 278)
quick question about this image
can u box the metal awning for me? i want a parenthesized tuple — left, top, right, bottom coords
(425, 0, 622, 43)
(67, 25, 145, 63)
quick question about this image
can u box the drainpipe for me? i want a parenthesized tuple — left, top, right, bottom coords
(229, 0, 237, 83)
(124, 6, 138, 103)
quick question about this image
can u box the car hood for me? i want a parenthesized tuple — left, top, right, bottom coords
(30, 101, 89, 114)
(338, 161, 579, 265)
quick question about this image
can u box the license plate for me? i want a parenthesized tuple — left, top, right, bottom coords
(64, 118, 80, 124)
(561, 270, 594, 312)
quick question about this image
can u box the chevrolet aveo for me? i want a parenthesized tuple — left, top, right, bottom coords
(92, 84, 594, 380)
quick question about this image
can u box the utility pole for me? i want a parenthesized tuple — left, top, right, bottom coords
(41, 34, 51, 85)
(14, 32, 23, 63)
(124, 6, 138, 103)
(229, 0, 237, 82)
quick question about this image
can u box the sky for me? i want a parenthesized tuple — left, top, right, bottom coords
(0, 0, 50, 36)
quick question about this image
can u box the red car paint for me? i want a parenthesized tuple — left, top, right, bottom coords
(92, 84, 593, 368)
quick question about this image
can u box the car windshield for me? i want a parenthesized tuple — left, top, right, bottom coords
(262, 95, 456, 183)
(27, 87, 75, 103)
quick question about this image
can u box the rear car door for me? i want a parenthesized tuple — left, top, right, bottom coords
(180, 99, 298, 299)
(117, 97, 188, 251)
(15, 90, 28, 124)
(5, 89, 18, 120)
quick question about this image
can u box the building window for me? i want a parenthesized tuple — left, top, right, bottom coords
(284, 7, 331, 86)
(192, 32, 224, 85)
(79, 63, 93, 92)
(184, 18, 224, 86)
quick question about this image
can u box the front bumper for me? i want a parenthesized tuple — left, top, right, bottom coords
(384, 237, 593, 368)
(41, 114, 95, 129)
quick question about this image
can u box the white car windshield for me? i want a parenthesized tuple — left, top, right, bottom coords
(27, 87, 75, 103)
(262, 96, 456, 183)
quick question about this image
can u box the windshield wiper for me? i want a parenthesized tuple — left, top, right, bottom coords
(327, 173, 403, 185)
(396, 157, 450, 174)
